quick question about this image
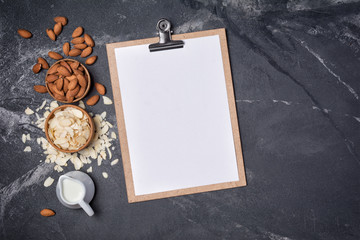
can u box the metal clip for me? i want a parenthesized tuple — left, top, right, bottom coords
(149, 19, 184, 52)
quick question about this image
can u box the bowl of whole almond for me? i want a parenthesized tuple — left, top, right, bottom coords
(46, 59, 91, 103)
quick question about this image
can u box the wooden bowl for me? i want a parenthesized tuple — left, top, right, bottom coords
(45, 59, 91, 103)
(44, 105, 95, 153)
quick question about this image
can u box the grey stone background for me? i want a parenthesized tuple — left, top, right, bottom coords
(0, 0, 359, 239)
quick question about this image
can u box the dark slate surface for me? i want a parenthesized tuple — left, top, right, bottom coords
(1, 0, 359, 239)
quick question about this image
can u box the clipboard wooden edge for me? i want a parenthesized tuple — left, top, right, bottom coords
(106, 28, 247, 203)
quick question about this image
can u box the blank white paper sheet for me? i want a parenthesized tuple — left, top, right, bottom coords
(114, 35, 239, 196)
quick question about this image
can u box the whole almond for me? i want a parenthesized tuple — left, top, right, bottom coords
(62, 42, 70, 56)
(86, 95, 100, 106)
(75, 86, 86, 98)
(48, 51, 63, 60)
(81, 47, 92, 58)
(48, 83, 64, 96)
(68, 49, 82, 57)
(40, 209, 55, 217)
(63, 78, 69, 93)
(17, 29, 32, 39)
(33, 85, 47, 93)
(77, 74, 87, 88)
(46, 29, 56, 41)
(73, 69, 83, 76)
(37, 57, 49, 69)
(84, 34, 94, 47)
(68, 79, 78, 90)
(66, 75, 77, 81)
(46, 74, 58, 83)
(54, 22, 62, 36)
(32, 63, 42, 74)
(71, 37, 84, 44)
(85, 56, 97, 65)
(56, 78, 64, 91)
(72, 26, 83, 38)
(54, 93, 66, 101)
(48, 64, 59, 74)
(66, 95, 74, 103)
(78, 66, 84, 71)
(67, 85, 80, 98)
(57, 66, 71, 77)
(54, 16, 67, 26)
(74, 44, 87, 50)
(60, 61, 72, 73)
(70, 61, 79, 71)
(95, 82, 106, 95)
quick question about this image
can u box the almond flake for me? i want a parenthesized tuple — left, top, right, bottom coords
(103, 96, 113, 105)
(44, 177, 54, 187)
(102, 172, 108, 178)
(22, 134, 27, 143)
(111, 132, 117, 139)
(111, 159, 119, 166)
(25, 107, 34, 115)
(24, 146, 31, 152)
(87, 166, 93, 173)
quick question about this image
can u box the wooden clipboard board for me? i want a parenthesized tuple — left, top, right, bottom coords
(106, 27, 246, 203)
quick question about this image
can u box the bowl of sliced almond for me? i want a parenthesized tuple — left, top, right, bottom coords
(45, 59, 91, 103)
(44, 105, 94, 153)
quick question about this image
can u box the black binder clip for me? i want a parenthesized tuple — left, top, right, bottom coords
(149, 19, 184, 52)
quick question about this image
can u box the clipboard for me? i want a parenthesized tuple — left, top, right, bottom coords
(106, 19, 246, 203)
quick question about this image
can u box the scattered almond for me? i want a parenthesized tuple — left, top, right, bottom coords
(34, 85, 48, 93)
(68, 49, 82, 57)
(86, 95, 100, 106)
(54, 22, 62, 36)
(95, 83, 106, 95)
(32, 63, 42, 74)
(74, 43, 87, 50)
(48, 51, 63, 60)
(54, 16, 67, 26)
(40, 209, 55, 217)
(63, 42, 70, 56)
(85, 56, 97, 65)
(72, 26, 83, 38)
(46, 29, 56, 41)
(71, 37, 85, 44)
(37, 57, 49, 69)
(80, 47, 92, 58)
(84, 34, 94, 47)
(17, 29, 32, 39)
